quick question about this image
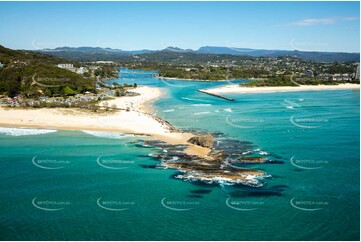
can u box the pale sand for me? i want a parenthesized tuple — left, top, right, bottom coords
(201, 83, 360, 94)
(98, 86, 161, 113)
(0, 86, 209, 157)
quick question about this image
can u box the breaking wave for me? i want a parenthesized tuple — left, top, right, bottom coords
(82, 130, 137, 139)
(163, 109, 175, 113)
(190, 104, 212, 107)
(0, 127, 57, 136)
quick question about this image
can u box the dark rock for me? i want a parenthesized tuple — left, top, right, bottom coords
(238, 157, 266, 163)
(187, 134, 214, 149)
(248, 190, 282, 197)
(191, 189, 212, 194)
(139, 136, 282, 187)
(186, 195, 203, 199)
(139, 164, 158, 169)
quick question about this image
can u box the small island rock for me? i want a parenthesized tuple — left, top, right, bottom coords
(187, 134, 214, 149)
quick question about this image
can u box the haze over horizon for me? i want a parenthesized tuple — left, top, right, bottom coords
(37, 45, 360, 54)
(0, 1, 359, 53)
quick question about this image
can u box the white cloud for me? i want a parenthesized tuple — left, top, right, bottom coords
(283, 16, 359, 27)
(343, 16, 359, 21)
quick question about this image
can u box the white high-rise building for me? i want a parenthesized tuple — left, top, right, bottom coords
(356, 63, 360, 80)
(57, 63, 76, 72)
(57, 63, 74, 69)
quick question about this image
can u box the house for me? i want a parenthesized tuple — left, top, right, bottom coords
(332, 74, 351, 81)
(57, 63, 73, 69)
(76, 67, 88, 74)
(319, 73, 333, 81)
(57, 63, 76, 72)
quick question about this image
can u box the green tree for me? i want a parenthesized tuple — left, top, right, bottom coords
(62, 86, 76, 96)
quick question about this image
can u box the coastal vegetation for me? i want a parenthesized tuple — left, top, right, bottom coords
(242, 75, 297, 87)
(93, 64, 119, 79)
(0, 45, 96, 98)
(242, 75, 359, 87)
(124, 60, 358, 86)
(1, 44, 359, 101)
(129, 62, 270, 81)
(114, 52, 358, 84)
(25, 45, 359, 86)
(26, 46, 359, 86)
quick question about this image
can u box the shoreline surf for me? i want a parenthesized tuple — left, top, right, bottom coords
(0, 86, 211, 157)
(201, 83, 360, 94)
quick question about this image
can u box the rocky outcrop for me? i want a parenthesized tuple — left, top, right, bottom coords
(141, 136, 280, 187)
(149, 115, 180, 133)
(238, 157, 266, 163)
(165, 161, 266, 187)
(187, 134, 214, 149)
(208, 150, 224, 162)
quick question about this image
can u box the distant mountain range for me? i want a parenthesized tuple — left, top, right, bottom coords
(38, 46, 360, 62)
(197, 46, 360, 62)
(41, 46, 154, 55)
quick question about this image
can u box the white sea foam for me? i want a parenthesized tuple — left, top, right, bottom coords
(242, 151, 253, 155)
(163, 109, 175, 113)
(175, 174, 263, 187)
(245, 174, 257, 179)
(190, 104, 212, 107)
(223, 108, 233, 113)
(253, 148, 269, 156)
(82, 130, 136, 139)
(194, 111, 211, 115)
(286, 106, 294, 109)
(0, 127, 57, 136)
(182, 97, 213, 102)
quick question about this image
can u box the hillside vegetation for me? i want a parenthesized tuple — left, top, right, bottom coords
(0, 45, 95, 98)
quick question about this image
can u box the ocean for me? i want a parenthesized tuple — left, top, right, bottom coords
(0, 70, 359, 240)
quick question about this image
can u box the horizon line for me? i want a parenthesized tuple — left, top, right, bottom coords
(18, 44, 361, 54)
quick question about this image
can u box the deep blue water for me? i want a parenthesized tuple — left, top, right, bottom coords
(0, 70, 359, 240)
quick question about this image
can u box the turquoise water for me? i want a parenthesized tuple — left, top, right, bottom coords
(0, 71, 359, 240)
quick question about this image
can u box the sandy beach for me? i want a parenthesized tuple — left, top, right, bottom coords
(98, 86, 162, 113)
(0, 86, 210, 157)
(201, 83, 360, 94)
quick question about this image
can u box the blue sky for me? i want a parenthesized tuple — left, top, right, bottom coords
(0, 1, 359, 52)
